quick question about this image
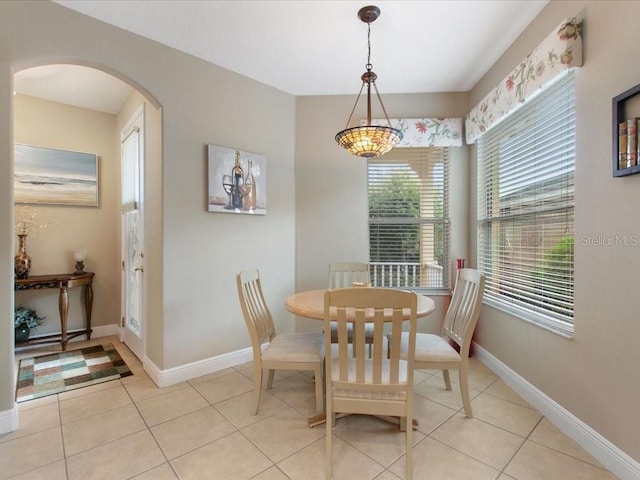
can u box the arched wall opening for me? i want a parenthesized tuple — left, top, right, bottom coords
(1, 60, 163, 433)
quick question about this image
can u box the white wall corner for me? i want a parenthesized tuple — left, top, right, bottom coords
(473, 342, 640, 480)
(142, 347, 254, 388)
(0, 403, 19, 435)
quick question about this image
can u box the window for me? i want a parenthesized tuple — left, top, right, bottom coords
(477, 71, 575, 335)
(368, 147, 450, 291)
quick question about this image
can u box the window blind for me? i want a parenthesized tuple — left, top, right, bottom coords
(477, 71, 575, 335)
(368, 147, 450, 291)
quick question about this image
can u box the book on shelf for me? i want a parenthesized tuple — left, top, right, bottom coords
(636, 118, 640, 167)
(619, 120, 627, 170)
(627, 118, 637, 168)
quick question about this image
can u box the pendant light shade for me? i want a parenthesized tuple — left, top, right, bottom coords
(335, 125, 402, 158)
(335, 6, 403, 158)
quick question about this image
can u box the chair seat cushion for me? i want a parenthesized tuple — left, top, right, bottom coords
(396, 331, 461, 362)
(263, 333, 324, 363)
(329, 321, 375, 343)
(330, 357, 408, 401)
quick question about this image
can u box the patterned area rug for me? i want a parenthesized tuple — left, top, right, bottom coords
(16, 343, 133, 403)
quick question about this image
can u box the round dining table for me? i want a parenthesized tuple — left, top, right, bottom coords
(285, 287, 436, 428)
(285, 288, 436, 320)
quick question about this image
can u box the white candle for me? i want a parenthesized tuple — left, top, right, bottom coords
(74, 250, 86, 262)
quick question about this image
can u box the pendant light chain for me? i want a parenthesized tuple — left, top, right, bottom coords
(367, 22, 372, 71)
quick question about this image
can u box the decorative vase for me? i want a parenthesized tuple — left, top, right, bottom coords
(14, 234, 31, 279)
(14, 324, 30, 344)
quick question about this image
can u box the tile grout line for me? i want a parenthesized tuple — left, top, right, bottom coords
(57, 394, 71, 480)
(495, 415, 545, 479)
(120, 376, 176, 478)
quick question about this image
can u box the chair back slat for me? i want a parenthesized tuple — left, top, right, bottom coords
(237, 270, 275, 351)
(325, 287, 417, 395)
(442, 268, 485, 355)
(354, 309, 367, 382)
(328, 262, 370, 288)
(337, 308, 349, 380)
(372, 316, 385, 383)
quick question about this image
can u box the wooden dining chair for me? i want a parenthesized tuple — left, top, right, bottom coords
(328, 262, 371, 288)
(236, 269, 325, 415)
(324, 287, 418, 480)
(388, 268, 485, 417)
(328, 262, 375, 355)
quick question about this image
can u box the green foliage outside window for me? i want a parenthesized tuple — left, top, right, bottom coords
(369, 173, 420, 263)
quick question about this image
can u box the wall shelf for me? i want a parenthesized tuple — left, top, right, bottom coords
(613, 83, 640, 177)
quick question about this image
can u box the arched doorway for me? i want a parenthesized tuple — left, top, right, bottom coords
(12, 63, 160, 365)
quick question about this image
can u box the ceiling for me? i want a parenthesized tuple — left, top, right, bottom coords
(14, 0, 548, 113)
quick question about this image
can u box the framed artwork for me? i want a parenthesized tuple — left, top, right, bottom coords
(207, 144, 266, 215)
(14, 144, 99, 206)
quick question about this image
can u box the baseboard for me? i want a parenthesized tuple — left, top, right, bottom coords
(77, 325, 254, 388)
(84, 324, 120, 340)
(14, 324, 121, 353)
(0, 404, 19, 435)
(143, 346, 254, 388)
(473, 342, 640, 480)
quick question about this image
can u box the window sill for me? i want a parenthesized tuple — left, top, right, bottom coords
(409, 288, 451, 297)
(483, 297, 574, 339)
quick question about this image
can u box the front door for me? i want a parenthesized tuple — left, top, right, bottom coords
(120, 107, 145, 360)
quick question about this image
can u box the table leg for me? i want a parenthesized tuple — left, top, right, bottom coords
(58, 286, 69, 351)
(84, 283, 94, 340)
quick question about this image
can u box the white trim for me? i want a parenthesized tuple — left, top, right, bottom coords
(474, 342, 640, 480)
(14, 324, 121, 353)
(87, 324, 120, 339)
(143, 347, 254, 388)
(0, 404, 19, 435)
(120, 104, 144, 142)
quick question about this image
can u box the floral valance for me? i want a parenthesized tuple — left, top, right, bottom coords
(367, 118, 463, 147)
(465, 16, 583, 144)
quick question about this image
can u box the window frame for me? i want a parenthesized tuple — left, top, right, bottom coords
(368, 147, 451, 294)
(476, 71, 575, 337)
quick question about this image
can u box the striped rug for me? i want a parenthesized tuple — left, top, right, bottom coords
(16, 343, 133, 403)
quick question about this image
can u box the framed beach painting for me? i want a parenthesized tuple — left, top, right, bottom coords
(207, 144, 266, 215)
(14, 144, 99, 206)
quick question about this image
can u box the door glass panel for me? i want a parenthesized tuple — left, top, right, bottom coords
(125, 210, 142, 337)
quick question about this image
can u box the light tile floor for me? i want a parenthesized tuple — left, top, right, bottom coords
(1, 336, 617, 480)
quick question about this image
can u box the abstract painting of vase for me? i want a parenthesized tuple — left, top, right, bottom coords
(207, 144, 266, 215)
(14, 144, 99, 206)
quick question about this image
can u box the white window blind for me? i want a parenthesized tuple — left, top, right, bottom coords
(477, 71, 575, 335)
(368, 147, 450, 291)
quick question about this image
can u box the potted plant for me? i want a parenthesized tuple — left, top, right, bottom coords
(14, 305, 45, 344)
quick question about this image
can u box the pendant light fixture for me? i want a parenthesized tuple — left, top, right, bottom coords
(335, 5, 403, 158)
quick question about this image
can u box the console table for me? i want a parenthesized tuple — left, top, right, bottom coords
(14, 272, 94, 351)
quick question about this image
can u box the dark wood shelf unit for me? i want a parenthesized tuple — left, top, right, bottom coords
(613, 83, 640, 177)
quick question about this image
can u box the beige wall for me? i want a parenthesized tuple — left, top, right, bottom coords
(470, 0, 640, 462)
(0, 1, 296, 417)
(294, 92, 470, 333)
(2, 0, 638, 467)
(13, 94, 120, 334)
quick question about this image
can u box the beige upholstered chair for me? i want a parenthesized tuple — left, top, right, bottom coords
(324, 287, 417, 480)
(390, 268, 485, 418)
(236, 269, 325, 415)
(328, 262, 375, 354)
